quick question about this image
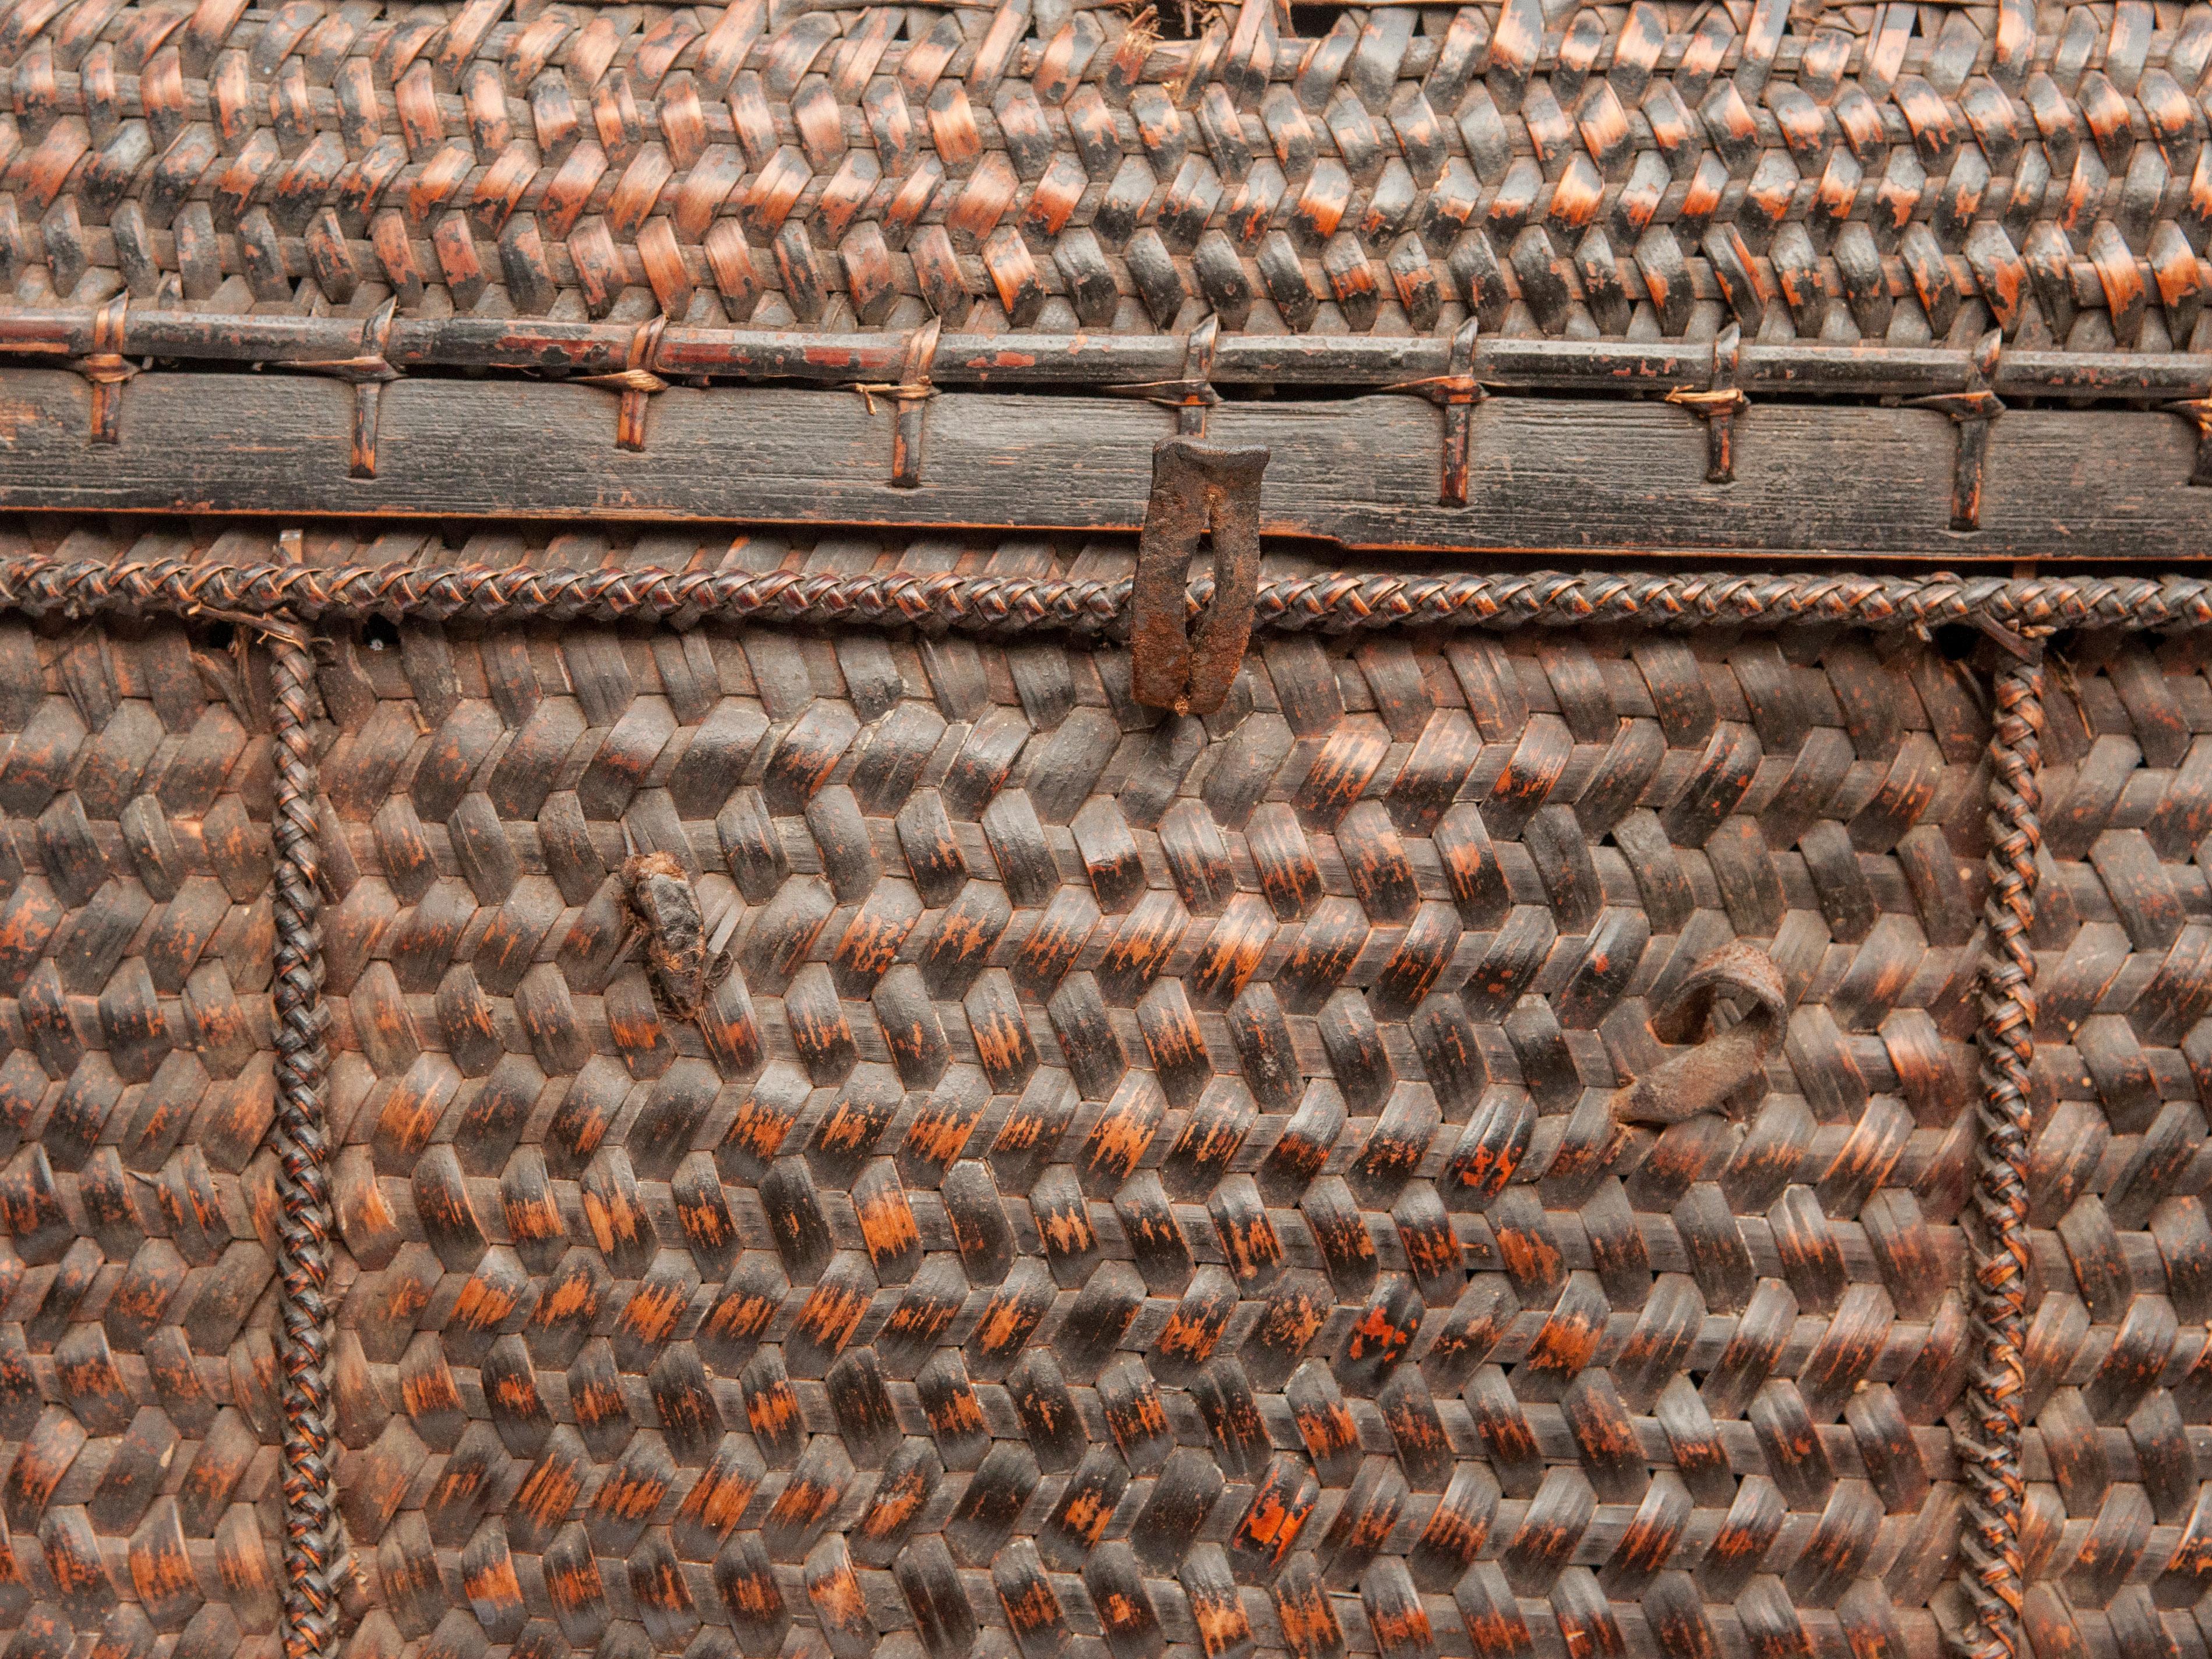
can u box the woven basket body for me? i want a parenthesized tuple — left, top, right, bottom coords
(3, 0, 2207, 351)
(1, 532, 2194, 1659)
(3, 0, 2210, 1644)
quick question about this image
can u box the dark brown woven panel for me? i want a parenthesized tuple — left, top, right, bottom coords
(14, 530, 2212, 1659)
(2010, 647, 2212, 1659)
(309, 589, 2014, 1659)
(0, 617, 288, 1659)
(6, 0, 2211, 350)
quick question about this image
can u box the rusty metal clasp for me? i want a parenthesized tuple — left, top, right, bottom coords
(1131, 437, 1269, 718)
(1608, 940, 1787, 1126)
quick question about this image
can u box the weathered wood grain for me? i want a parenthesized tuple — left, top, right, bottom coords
(0, 369, 2202, 559)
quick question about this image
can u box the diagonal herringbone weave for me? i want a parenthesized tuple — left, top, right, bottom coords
(6, 0, 2212, 350)
(1, 528, 2206, 1659)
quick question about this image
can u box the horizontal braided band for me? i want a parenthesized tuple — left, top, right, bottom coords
(3, 556, 2208, 632)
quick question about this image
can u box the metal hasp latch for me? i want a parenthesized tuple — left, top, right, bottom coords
(1131, 437, 1269, 718)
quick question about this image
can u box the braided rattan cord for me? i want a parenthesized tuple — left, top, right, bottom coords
(271, 629, 341, 1659)
(7, 557, 2212, 635)
(1955, 651, 2045, 1659)
(9, 0, 2212, 351)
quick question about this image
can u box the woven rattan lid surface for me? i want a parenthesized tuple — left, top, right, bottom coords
(3, 0, 2209, 351)
(0, 527, 2202, 1659)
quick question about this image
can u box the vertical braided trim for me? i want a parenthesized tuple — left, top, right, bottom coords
(272, 630, 338, 1659)
(1955, 652, 2044, 1659)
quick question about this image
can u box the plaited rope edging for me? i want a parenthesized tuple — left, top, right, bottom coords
(1956, 650, 2046, 1659)
(40, 555, 2129, 1659)
(271, 623, 342, 1659)
(6, 559, 2212, 636)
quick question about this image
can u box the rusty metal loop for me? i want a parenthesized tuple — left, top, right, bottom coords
(1610, 940, 1787, 1127)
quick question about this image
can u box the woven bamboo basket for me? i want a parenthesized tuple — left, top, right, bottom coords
(3, 1, 2211, 1657)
